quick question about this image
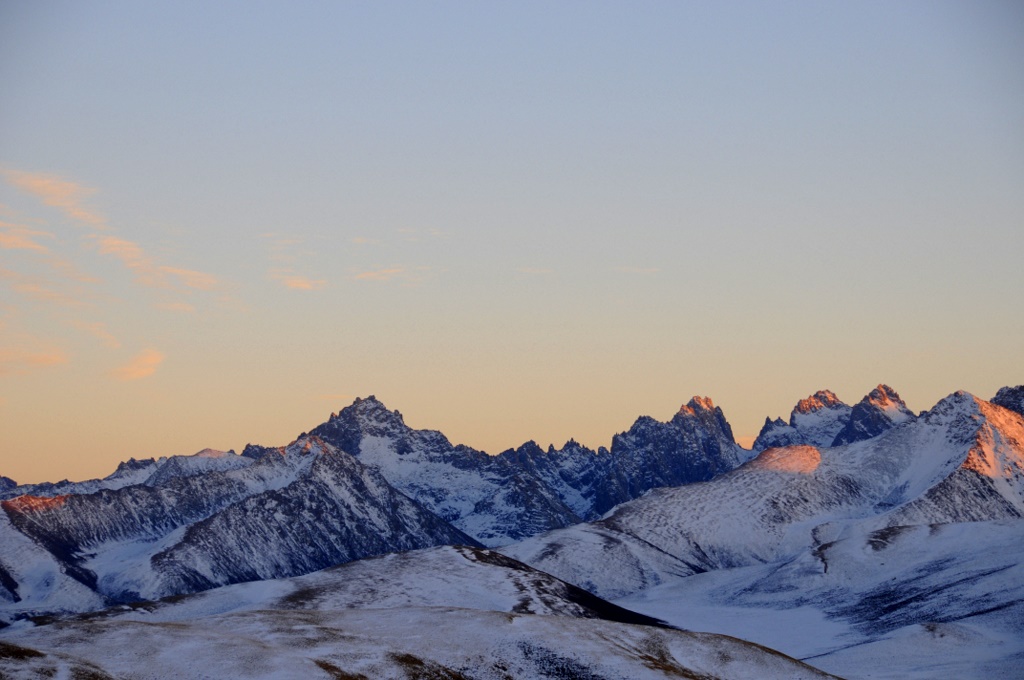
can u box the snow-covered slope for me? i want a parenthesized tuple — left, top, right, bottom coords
(0, 436, 473, 622)
(503, 389, 1024, 679)
(0, 545, 838, 680)
(504, 391, 1024, 598)
(617, 519, 1024, 680)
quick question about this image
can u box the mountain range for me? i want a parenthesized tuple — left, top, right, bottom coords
(2, 384, 1022, 679)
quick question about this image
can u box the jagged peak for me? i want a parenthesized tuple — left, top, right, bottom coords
(917, 390, 985, 428)
(992, 385, 1024, 417)
(331, 395, 406, 426)
(792, 389, 845, 415)
(757, 416, 788, 437)
(864, 384, 907, 410)
(680, 396, 716, 415)
(287, 433, 336, 457)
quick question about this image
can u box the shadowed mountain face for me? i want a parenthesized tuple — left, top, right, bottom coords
(0, 437, 476, 619)
(310, 394, 748, 545)
(992, 384, 1024, 417)
(831, 385, 916, 446)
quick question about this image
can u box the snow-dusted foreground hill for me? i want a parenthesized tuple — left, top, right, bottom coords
(0, 546, 837, 680)
(504, 390, 1024, 679)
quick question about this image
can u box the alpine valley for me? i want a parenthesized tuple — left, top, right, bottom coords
(1, 385, 1022, 679)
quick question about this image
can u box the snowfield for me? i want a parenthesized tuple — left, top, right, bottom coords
(0, 546, 837, 679)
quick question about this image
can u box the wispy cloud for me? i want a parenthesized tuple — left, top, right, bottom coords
(90, 234, 220, 293)
(4, 168, 218, 302)
(262, 234, 328, 291)
(354, 266, 406, 282)
(157, 301, 196, 313)
(270, 270, 327, 290)
(72, 320, 120, 348)
(612, 266, 661, 274)
(92, 235, 159, 285)
(13, 282, 83, 307)
(0, 221, 52, 253)
(158, 266, 218, 290)
(0, 347, 69, 375)
(112, 348, 165, 381)
(1, 169, 107, 229)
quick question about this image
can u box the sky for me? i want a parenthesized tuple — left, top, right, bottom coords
(1, 1, 1023, 484)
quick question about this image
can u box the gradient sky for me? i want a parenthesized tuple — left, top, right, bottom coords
(2, 1, 1022, 484)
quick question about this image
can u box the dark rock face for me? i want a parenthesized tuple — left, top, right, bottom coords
(596, 397, 745, 516)
(312, 395, 747, 542)
(0, 436, 477, 608)
(832, 385, 916, 446)
(0, 477, 15, 493)
(0, 394, 750, 619)
(992, 385, 1024, 417)
(150, 444, 477, 596)
(311, 397, 582, 544)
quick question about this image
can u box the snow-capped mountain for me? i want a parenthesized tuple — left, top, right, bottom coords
(753, 385, 915, 452)
(310, 394, 748, 544)
(753, 389, 852, 451)
(0, 545, 838, 680)
(503, 389, 1024, 679)
(309, 396, 583, 545)
(505, 390, 1023, 596)
(3, 383, 1021, 678)
(832, 384, 916, 445)
(0, 393, 756, 622)
(0, 436, 473, 622)
(0, 448, 253, 501)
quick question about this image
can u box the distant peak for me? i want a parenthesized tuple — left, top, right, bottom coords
(288, 434, 334, 457)
(793, 390, 844, 415)
(192, 448, 229, 459)
(680, 396, 715, 415)
(866, 384, 904, 407)
(992, 385, 1024, 417)
(334, 395, 405, 424)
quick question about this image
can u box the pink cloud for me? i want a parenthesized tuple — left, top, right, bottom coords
(158, 266, 218, 290)
(354, 266, 405, 282)
(0, 347, 69, 375)
(269, 268, 326, 290)
(112, 348, 165, 381)
(0, 222, 51, 253)
(1, 169, 107, 229)
(72, 320, 121, 348)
